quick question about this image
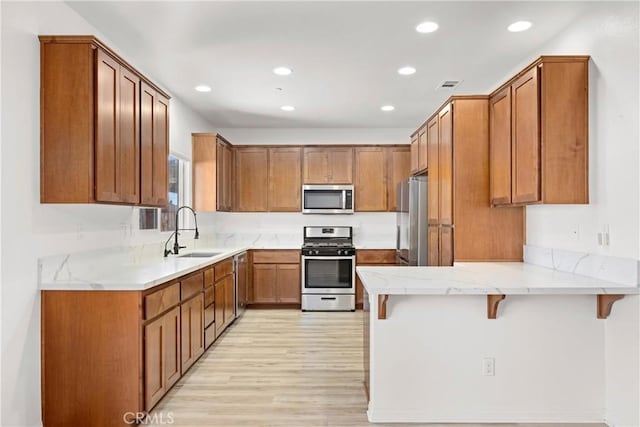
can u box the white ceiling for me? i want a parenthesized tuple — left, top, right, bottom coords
(68, 1, 596, 128)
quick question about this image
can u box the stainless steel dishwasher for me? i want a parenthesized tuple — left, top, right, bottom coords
(234, 252, 248, 318)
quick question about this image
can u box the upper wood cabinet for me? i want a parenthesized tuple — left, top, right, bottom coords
(416, 97, 524, 265)
(39, 35, 170, 206)
(417, 126, 428, 172)
(235, 147, 269, 212)
(355, 147, 388, 211)
(386, 146, 411, 212)
(410, 134, 419, 174)
(303, 147, 353, 184)
(140, 83, 169, 207)
(489, 56, 589, 205)
(269, 147, 301, 211)
(95, 50, 141, 204)
(192, 133, 233, 212)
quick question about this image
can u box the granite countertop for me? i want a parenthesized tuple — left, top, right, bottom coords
(356, 262, 640, 295)
(39, 246, 249, 291)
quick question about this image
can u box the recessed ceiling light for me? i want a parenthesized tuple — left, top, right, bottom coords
(398, 66, 416, 75)
(381, 105, 395, 112)
(194, 85, 211, 92)
(416, 21, 439, 33)
(273, 67, 293, 76)
(281, 105, 295, 111)
(508, 21, 532, 32)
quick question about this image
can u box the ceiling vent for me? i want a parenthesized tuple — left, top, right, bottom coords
(436, 80, 462, 90)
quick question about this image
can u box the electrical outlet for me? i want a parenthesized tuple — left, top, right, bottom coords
(570, 224, 580, 241)
(482, 358, 495, 376)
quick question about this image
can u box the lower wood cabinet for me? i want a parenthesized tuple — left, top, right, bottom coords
(180, 292, 204, 373)
(251, 250, 301, 304)
(41, 256, 238, 426)
(144, 305, 180, 410)
(355, 250, 397, 307)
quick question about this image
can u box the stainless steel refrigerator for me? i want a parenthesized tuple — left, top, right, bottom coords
(396, 176, 428, 266)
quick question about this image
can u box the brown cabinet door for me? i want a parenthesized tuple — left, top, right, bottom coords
(144, 315, 165, 410)
(236, 148, 268, 211)
(192, 134, 217, 212)
(95, 50, 120, 203)
(386, 147, 411, 212)
(252, 264, 277, 303)
(276, 264, 301, 303)
(328, 147, 353, 184)
(268, 147, 301, 211)
(489, 87, 512, 206)
(224, 275, 236, 325)
(190, 293, 204, 361)
(427, 225, 440, 266)
(355, 147, 387, 211)
(439, 226, 454, 266)
(303, 148, 329, 184)
(181, 294, 204, 372)
(438, 104, 453, 226)
(164, 306, 181, 389)
(410, 135, 418, 174)
(427, 116, 439, 225)
(214, 280, 225, 336)
(418, 127, 428, 171)
(356, 276, 364, 306)
(117, 66, 140, 204)
(511, 66, 541, 204)
(224, 144, 234, 210)
(216, 141, 229, 211)
(140, 83, 168, 207)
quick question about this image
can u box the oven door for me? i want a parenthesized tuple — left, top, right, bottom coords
(301, 256, 355, 294)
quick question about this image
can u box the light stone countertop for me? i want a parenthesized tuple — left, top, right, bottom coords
(356, 262, 640, 295)
(39, 246, 250, 291)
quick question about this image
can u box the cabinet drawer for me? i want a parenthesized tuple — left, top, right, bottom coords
(356, 250, 396, 265)
(252, 250, 300, 264)
(144, 283, 180, 320)
(204, 268, 214, 288)
(181, 272, 204, 301)
(214, 259, 233, 281)
(205, 324, 216, 348)
(204, 303, 215, 328)
(204, 286, 215, 306)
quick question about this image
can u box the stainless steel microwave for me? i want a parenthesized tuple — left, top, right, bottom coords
(302, 185, 354, 214)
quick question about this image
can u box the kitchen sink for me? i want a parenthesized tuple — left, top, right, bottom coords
(179, 252, 221, 258)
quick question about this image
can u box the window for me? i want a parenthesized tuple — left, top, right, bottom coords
(138, 154, 191, 232)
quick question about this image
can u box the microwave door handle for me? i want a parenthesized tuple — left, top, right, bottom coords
(342, 191, 346, 209)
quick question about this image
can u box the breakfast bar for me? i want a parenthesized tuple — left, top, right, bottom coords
(357, 263, 639, 424)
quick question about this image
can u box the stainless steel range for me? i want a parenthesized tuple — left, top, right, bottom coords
(301, 226, 356, 311)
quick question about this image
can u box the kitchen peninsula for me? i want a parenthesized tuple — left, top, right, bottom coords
(357, 258, 639, 424)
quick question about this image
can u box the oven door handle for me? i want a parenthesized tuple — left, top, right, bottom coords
(301, 256, 355, 260)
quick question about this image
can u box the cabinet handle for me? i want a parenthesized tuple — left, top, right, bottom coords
(321, 297, 337, 301)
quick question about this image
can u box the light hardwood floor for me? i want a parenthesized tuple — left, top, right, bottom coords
(150, 309, 605, 427)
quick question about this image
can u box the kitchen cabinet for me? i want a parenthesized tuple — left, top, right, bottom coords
(251, 250, 301, 304)
(39, 35, 170, 205)
(180, 292, 204, 373)
(410, 134, 419, 174)
(417, 126, 428, 172)
(355, 250, 397, 307)
(355, 147, 387, 212)
(140, 82, 169, 207)
(302, 147, 353, 184)
(268, 147, 302, 211)
(386, 146, 411, 212)
(192, 133, 233, 212)
(95, 50, 140, 204)
(213, 261, 236, 338)
(416, 96, 524, 265)
(235, 147, 269, 212)
(489, 56, 589, 205)
(218, 140, 234, 211)
(144, 305, 180, 410)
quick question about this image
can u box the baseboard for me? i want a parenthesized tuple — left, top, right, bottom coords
(246, 303, 301, 309)
(367, 407, 604, 424)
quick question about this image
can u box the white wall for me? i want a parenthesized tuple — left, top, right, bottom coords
(488, 4, 640, 426)
(0, 2, 214, 425)
(217, 127, 412, 145)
